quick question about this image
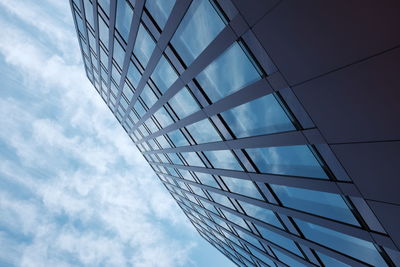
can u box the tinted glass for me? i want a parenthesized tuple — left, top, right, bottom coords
(133, 24, 156, 67)
(127, 62, 141, 88)
(168, 88, 200, 119)
(238, 200, 283, 229)
(151, 55, 178, 93)
(221, 176, 263, 200)
(170, 0, 225, 65)
(153, 107, 174, 128)
(296, 219, 388, 266)
(204, 150, 243, 171)
(122, 83, 134, 100)
(140, 84, 158, 108)
(246, 145, 328, 179)
(167, 129, 189, 147)
(221, 94, 295, 138)
(186, 119, 221, 144)
(116, 0, 133, 41)
(145, 0, 176, 29)
(113, 40, 125, 67)
(271, 184, 359, 225)
(98, 15, 109, 47)
(196, 42, 261, 103)
(83, 0, 94, 27)
(98, 0, 110, 15)
(181, 152, 204, 167)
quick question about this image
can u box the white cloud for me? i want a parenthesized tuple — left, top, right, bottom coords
(0, 0, 201, 266)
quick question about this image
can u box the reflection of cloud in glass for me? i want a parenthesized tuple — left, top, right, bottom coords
(221, 94, 295, 138)
(204, 150, 243, 171)
(171, 0, 225, 65)
(113, 39, 125, 67)
(153, 106, 173, 128)
(220, 176, 262, 200)
(151, 55, 178, 93)
(180, 152, 204, 167)
(168, 88, 200, 119)
(115, 0, 133, 41)
(167, 129, 189, 147)
(140, 84, 158, 108)
(133, 24, 156, 67)
(246, 145, 328, 179)
(238, 200, 283, 229)
(186, 118, 221, 144)
(145, 0, 176, 29)
(196, 42, 261, 103)
(270, 184, 359, 225)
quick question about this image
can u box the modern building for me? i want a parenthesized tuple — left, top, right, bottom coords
(70, 0, 400, 266)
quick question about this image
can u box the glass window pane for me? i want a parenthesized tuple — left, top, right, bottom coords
(186, 119, 221, 144)
(98, 15, 109, 47)
(75, 12, 85, 35)
(196, 42, 261, 103)
(112, 64, 121, 84)
(271, 184, 359, 225)
(204, 150, 243, 171)
(156, 136, 171, 149)
(83, 0, 94, 27)
(181, 152, 204, 167)
(272, 248, 307, 267)
(127, 62, 141, 88)
(195, 172, 219, 188)
(154, 107, 174, 128)
(221, 94, 295, 138)
(246, 145, 328, 179)
(221, 176, 263, 200)
(133, 24, 156, 67)
(98, 0, 110, 15)
(116, 0, 133, 41)
(151, 55, 178, 93)
(295, 219, 388, 266)
(145, 0, 175, 29)
(209, 192, 234, 210)
(113, 39, 125, 67)
(122, 83, 134, 100)
(140, 84, 158, 108)
(168, 88, 200, 119)
(100, 47, 108, 66)
(238, 200, 283, 229)
(167, 129, 189, 147)
(170, 0, 225, 65)
(133, 101, 146, 118)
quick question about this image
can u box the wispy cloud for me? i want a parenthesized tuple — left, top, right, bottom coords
(0, 0, 206, 266)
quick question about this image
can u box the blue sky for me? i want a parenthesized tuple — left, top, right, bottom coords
(0, 0, 234, 266)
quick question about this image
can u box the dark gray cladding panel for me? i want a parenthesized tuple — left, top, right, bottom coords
(367, 200, 400, 249)
(292, 48, 400, 144)
(331, 141, 400, 205)
(251, 0, 400, 85)
(230, 0, 281, 27)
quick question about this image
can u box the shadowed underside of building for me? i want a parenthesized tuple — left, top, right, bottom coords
(70, 0, 400, 266)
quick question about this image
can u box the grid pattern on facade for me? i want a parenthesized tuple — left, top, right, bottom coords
(70, 0, 400, 266)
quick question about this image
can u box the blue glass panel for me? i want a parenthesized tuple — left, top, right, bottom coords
(196, 42, 261, 103)
(144, 118, 158, 134)
(151, 55, 178, 93)
(317, 252, 351, 267)
(186, 119, 221, 144)
(271, 184, 359, 226)
(195, 172, 219, 188)
(88, 32, 96, 49)
(133, 24, 156, 67)
(111, 64, 121, 84)
(181, 152, 204, 167)
(140, 84, 158, 108)
(101, 67, 108, 81)
(221, 176, 263, 200)
(145, 0, 175, 29)
(246, 145, 328, 179)
(204, 150, 243, 171)
(153, 107, 174, 128)
(116, 0, 133, 41)
(170, 0, 225, 65)
(238, 200, 283, 229)
(127, 62, 141, 88)
(98, 0, 110, 15)
(100, 47, 108, 66)
(133, 101, 145, 118)
(221, 94, 295, 138)
(257, 226, 303, 257)
(167, 129, 189, 147)
(168, 88, 200, 119)
(113, 40, 125, 67)
(72, 0, 81, 9)
(178, 169, 195, 182)
(295, 219, 387, 266)
(272, 248, 307, 267)
(75, 12, 85, 35)
(83, 0, 94, 27)
(209, 192, 234, 210)
(167, 153, 182, 165)
(122, 83, 133, 100)
(156, 136, 171, 149)
(98, 15, 109, 47)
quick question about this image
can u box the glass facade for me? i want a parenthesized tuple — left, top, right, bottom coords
(71, 0, 400, 266)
